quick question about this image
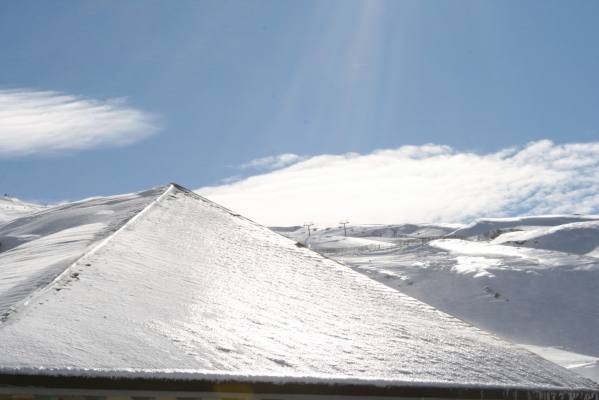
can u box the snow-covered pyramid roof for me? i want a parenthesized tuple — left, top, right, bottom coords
(0, 184, 597, 398)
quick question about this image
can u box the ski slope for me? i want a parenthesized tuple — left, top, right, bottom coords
(0, 185, 595, 393)
(274, 223, 461, 252)
(277, 219, 599, 383)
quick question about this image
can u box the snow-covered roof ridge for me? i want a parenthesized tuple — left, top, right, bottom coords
(0, 184, 172, 322)
(0, 184, 597, 394)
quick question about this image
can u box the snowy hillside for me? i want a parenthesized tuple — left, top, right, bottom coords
(274, 223, 463, 252)
(0, 187, 164, 317)
(275, 216, 599, 383)
(492, 220, 599, 257)
(0, 196, 44, 226)
(333, 223, 462, 239)
(449, 215, 599, 240)
(0, 184, 596, 395)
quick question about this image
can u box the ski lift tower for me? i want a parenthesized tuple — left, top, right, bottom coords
(303, 222, 314, 238)
(339, 220, 349, 237)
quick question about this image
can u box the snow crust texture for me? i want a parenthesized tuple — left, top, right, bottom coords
(0, 185, 596, 391)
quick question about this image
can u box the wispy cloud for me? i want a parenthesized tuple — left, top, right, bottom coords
(0, 89, 159, 157)
(240, 153, 303, 170)
(198, 141, 599, 226)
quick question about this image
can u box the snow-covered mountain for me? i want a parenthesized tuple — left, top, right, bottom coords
(448, 215, 599, 240)
(277, 223, 463, 252)
(2, 185, 597, 390)
(492, 220, 599, 257)
(0, 188, 162, 314)
(4, 184, 595, 397)
(273, 216, 599, 383)
(0, 196, 45, 226)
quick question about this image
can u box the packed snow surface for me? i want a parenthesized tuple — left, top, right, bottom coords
(279, 219, 599, 384)
(0, 185, 595, 391)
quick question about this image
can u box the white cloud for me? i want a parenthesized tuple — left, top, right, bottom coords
(197, 140, 599, 226)
(240, 153, 303, 170)
(0, 89, 159, 157)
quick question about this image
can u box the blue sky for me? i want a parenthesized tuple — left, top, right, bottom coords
(1, 0, 599, 212)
